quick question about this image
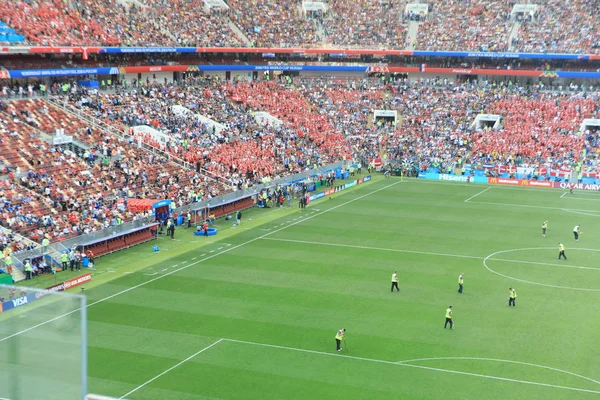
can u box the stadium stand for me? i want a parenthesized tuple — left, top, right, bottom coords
(511, 0, 600, 54)
(0, 95, 224, 243)
(416, 0, 512, 51)
(0, 0, 598, 53)
(324, 0, 407, 48)
(228, 0, 321, 47)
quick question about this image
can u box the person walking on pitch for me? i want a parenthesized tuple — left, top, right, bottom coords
(541, 220, 548, 238)
(458, 273, 464, 293)
(573, 225, 581, 241)
(558, 242, 567, 260)
(335, 328, 346, 352)
(391, 271, 400, 292)
(509, 288, 517, 307)
(444, 306, 454, 329)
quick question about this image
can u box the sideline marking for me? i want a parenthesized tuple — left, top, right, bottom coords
(394, 356, 600, 387)
(484, 248, 600, 292)
(468, 200, 600, 215)
(464, 187, 491, 203)
(0, 180, 403, 344)
(562, 209, 600, 218)
(221, 339, 600, 395)
(118, 339, 224, 399)
(561, 194, 600, 202)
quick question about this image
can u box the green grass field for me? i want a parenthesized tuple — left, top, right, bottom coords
(6, 176, 600, 399)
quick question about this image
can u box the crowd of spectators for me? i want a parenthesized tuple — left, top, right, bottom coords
(1, 0, 599, 54)
(228, 0, 320, 47)
(0, 0, 121, 46)
(415, 0, 512, 51)
(324, 0, 407, 48)
(511, 0, 600, 54)
(66, 77, 334, 190)
(0, 93, 222, 243)
(1, 74, 599, 245)
(0, 0, 239, 47)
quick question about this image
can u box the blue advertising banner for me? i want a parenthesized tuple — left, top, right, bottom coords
(100, 47, 197, 54)
(1, 292, 41, 312)
(8, 67, 118, 78)
(412, 51, 590, 60)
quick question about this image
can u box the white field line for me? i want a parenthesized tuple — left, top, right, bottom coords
(402, 179, 557, 193)
(483, 248, 600, 292)
(560, 196, 600, 202)
(560, 192, 568, 198)
(0, 181, 403, 344)
(464, 187, 491, 202)
(118, 339, 224, 399)
(562, 209, 600, 217)
(221, 339, 600, 395)
(260, 238, 600, 271)
(395, 357, 600, 386)
(468, 200, 600, 214)
(261, 237, 483, 260)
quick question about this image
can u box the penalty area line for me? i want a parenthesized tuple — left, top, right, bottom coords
(221, 339, 600, 395)
(464, 187, 491, 202)
(118, 338, 225, 399)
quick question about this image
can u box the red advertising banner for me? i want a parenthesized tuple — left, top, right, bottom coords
(45, 273, 92, 293)
(488, 178, 552, 187)
(64, 273, 92, 290)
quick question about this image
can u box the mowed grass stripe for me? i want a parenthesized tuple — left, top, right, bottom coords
(119, 339, 600, 400)
(83, 178, 600, 399)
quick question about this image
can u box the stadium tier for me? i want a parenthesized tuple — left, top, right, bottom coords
(1, 78, 598, 248)
(0, 0, 599, 53)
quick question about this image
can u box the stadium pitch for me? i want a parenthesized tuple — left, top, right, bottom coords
(8, 176, 600, 399)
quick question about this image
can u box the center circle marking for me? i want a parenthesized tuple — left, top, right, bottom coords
(483, 247, 600, 292)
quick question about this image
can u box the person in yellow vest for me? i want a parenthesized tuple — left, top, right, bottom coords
(391, 271, 399, 292)
(573, 225, 581, 241)
(24, 260, 33, 280)
(558, 242, 567, 260)
(4, 255, 13, 274)
(444, 306, 454, 329)
(61, 252, 69, 271)
(508, 288, 517, 307)
(458, 273, 464, 293)
(335, 328, 346, 352)
(541, 220, 548, 238)
(42, 237, 50, 254)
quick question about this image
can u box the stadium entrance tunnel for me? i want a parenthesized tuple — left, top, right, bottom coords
(483, 248, 600, 291)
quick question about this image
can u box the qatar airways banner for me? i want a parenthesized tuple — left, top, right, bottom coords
(553, 182, 600, 191)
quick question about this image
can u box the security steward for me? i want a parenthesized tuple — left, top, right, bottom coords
(444, 306, 454, 329)
(335, 328, 346, 352)
(391, 271, 400, 292)
(509, 288, 517, 307)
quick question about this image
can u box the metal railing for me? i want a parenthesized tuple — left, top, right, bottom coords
(46, 97, 234, 189)
(9, 160, 347, 271)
